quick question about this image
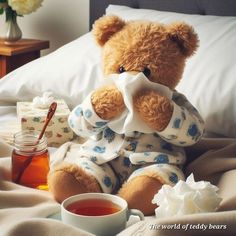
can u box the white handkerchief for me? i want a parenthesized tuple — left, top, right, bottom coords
(104, 72, 173, 134)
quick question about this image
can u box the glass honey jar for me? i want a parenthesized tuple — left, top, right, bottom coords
(12, 130, 50, 190)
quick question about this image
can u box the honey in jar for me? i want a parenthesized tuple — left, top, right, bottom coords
(12, 130, 50, 190)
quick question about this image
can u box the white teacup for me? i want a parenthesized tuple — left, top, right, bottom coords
(61, 193, 145, 236)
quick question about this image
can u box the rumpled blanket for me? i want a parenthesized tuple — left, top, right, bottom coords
(1, 138, 236, 236)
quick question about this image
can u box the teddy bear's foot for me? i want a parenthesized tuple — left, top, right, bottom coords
(118, 176, 162, 216)
(48, 163, 101, 203)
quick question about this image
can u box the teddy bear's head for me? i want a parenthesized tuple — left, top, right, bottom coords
(93, 15, 198, 89)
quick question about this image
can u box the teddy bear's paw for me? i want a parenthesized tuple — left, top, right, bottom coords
(133, 90, 174, 131)
(118, 175, 162, 216)
(91, 86, 125, 120)
(48, 163, 102, 203)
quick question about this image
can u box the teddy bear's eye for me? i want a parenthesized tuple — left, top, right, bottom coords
(143, 67, 151, 77)
(119, 66, 126, 73)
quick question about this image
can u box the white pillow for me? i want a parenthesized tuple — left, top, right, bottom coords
(106, 5, 236, 138)
(0, 33, 103, 108)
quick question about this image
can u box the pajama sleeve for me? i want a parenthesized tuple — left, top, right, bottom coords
(68, 92, 108, 138)
(157, 91, 205, 146)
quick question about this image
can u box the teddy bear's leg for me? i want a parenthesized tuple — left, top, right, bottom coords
(118, 164, 184, 216)
(109, 156, 162, 215)
(48, 157, 118, 203)
(118, 175, 163, 216)
(48, 162, 102, 203)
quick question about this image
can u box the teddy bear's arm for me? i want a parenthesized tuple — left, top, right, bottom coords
(68, 92, 109, 138)
(91, 86, 125, 120)
(157, 91, 205, 146)
(134, 90, 204, 146)
(134, 90, 174, 132)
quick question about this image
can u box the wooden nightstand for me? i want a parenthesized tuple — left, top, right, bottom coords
(0, 39, 49, 79)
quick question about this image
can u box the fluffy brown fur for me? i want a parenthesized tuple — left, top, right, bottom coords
(48, 163, 101, 203)
(96, 16, 198, 89)
(48, 15, 199, 215)
(93, 15, 126, 46)
(134, 90, 174, 131)
(118, 176, 163, 216)
(91, 85, 125, 120)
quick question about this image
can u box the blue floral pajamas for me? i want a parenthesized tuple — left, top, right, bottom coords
(68, 90, 204, 193)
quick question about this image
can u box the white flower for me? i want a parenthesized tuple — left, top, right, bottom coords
(8, 0, 43, 15)
(152, 174, 222, 218)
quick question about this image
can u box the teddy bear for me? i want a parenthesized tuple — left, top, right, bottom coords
(48, 15, 204, 216)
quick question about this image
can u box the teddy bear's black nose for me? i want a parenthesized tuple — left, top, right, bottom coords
(143, 67, 151, 77)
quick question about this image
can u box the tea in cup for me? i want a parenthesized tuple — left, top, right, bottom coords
(61, 193, 144, 236)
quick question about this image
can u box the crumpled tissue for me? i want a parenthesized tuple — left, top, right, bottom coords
(152, 174, 222, 218)
(33, 91, 55, 109)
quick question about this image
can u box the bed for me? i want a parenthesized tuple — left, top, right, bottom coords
(1, 0, 236, 235)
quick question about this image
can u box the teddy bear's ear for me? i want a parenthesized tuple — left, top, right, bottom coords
(167, 22, 199, 57)
(92, 15, 126, 46)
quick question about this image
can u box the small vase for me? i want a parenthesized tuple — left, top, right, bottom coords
(0, 8, 22, 45)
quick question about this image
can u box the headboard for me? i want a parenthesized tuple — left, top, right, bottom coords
(89, 0, 236, 29)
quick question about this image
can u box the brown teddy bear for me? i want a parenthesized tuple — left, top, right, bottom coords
(48, 15, 204, 215)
